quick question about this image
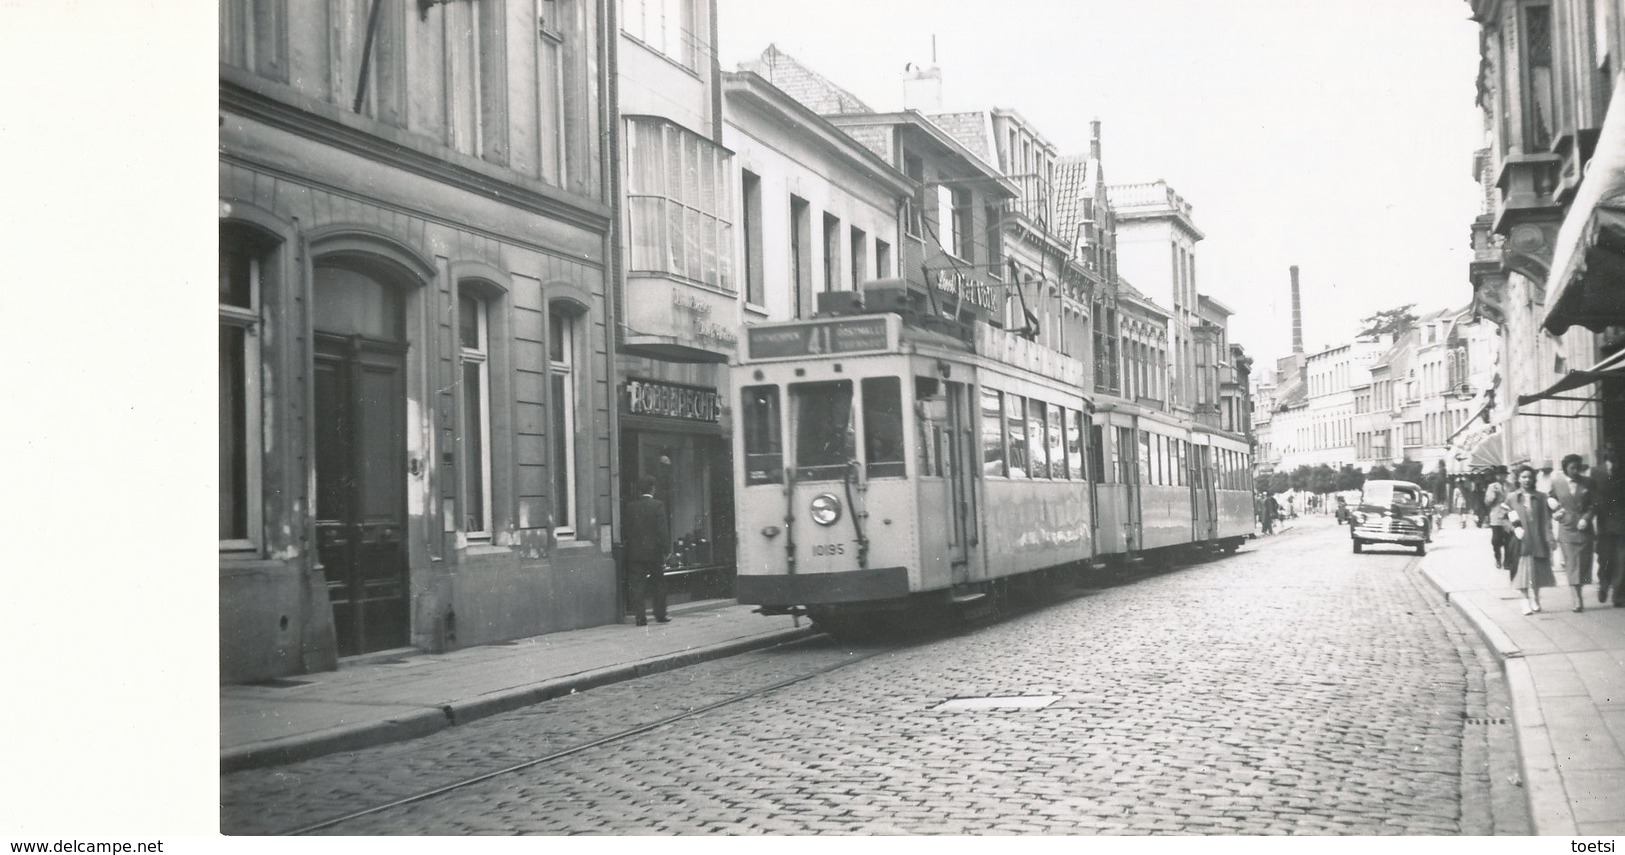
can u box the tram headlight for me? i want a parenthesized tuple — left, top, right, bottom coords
(809, 493, 842, 526)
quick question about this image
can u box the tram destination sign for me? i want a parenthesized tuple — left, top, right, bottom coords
(746, 317, 891, 359)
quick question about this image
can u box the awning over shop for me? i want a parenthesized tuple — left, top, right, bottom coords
(1464, 426, 1510, 471)
(1515, 347, 1625, 408)
(1444, 400, 1494, 445)
(1543, 83, 1625, 335)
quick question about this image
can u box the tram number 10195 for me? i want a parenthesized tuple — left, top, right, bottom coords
(811, 542, 847, 556)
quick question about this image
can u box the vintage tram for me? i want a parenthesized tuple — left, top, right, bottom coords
(730, 289, 1252, 631)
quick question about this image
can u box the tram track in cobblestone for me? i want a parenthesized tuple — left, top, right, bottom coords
(248, 543, 1270, 836)
(275, 633, 893, 836)
(271, 566, 1160, 836)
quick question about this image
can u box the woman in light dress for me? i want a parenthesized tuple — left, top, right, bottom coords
(1507, 465, 1557, 615)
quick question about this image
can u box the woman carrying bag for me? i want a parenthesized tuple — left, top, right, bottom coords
(1507, 465, 1557, 615)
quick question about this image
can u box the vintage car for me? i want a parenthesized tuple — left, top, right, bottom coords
(1350, 480, 1431, 555)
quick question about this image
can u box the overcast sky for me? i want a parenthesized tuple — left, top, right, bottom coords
(715, 0, 1486, 369)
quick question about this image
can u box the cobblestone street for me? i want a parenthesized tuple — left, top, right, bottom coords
(223, 517, 1521, 835)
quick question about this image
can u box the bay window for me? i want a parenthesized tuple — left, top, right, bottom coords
(625, 117, 735, 291)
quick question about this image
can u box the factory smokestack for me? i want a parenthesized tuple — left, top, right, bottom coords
(1290, 265, 1303, 355)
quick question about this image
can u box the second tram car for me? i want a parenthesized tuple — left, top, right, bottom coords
(731, 295, 1253, 630)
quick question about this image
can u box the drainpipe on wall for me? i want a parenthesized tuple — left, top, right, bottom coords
(603, 0, 626, 620)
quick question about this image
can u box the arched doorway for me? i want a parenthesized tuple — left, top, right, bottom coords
(312, 259, 410, 656)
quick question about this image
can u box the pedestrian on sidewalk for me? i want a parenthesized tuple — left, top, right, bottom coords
(1549, 453, 1596, 612)
(1508, 465, 1556, 615)
(625, 475, 672, 626)
(1262, 492, 1278, 534)
(1594, 447, 1625, 607)
(1484, 466, 1512, 575)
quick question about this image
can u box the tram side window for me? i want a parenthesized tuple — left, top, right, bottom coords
(1137, 431, 1152, 487)
(1178, 440, 1189, 487)
(1006, 394, 1029, 478)
(1116, 426, 1135, 484)
(1049, 405, 1066, 480)
(914, 377, 943, 477)
(791, 380, 854, 480)
(1028, 400, 1049, 479)
(981, 388, 1005, 476)
(1091, 424, 1107, 484)
(741, 386, 782, 485)
(862, 377, 905, 479)
(1067, 410, 1085, 481)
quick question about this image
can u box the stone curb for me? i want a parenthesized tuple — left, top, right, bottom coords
(220, 625, 818, 773)
(1416, 554, 1576, 836)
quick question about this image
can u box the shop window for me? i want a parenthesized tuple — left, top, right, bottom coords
(741, 385, 782, 485)
(220, 226, 265, 551)
(550, 308, 579, 536)
(1005, 394, 1029, 479)
(791, 381, 853, 481)
(981, 388, 1005, 476)
(861, 378, 905, 478)
(459, 291, 493, 538)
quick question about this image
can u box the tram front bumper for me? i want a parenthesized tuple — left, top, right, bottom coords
(735, 566, 910, 606)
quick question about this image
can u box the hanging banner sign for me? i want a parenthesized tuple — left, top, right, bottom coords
(934, 269, 1003, 314)
(624, 379, 720, 423)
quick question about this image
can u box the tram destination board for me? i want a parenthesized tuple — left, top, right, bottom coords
(746, 316, 892, 360)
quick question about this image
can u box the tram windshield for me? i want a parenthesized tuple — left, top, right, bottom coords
(791, 381, 854, 481)
(741, 386, 782, 485)
(861, 377, 905, 479)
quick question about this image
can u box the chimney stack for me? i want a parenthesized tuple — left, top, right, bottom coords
(1290, 265, 1304, 355)
(902, 62, 943, 112)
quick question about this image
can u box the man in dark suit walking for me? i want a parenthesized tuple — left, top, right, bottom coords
(1550, 453, 1597, 611)
(625, 475, 672, 626)
(1597, 447, 1625, 606)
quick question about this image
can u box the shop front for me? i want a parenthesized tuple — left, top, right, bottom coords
(619, 377, 737, 605)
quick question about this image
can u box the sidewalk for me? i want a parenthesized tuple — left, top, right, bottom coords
(220, 599, 813, 773)
(1420, 522, 1625, 835)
